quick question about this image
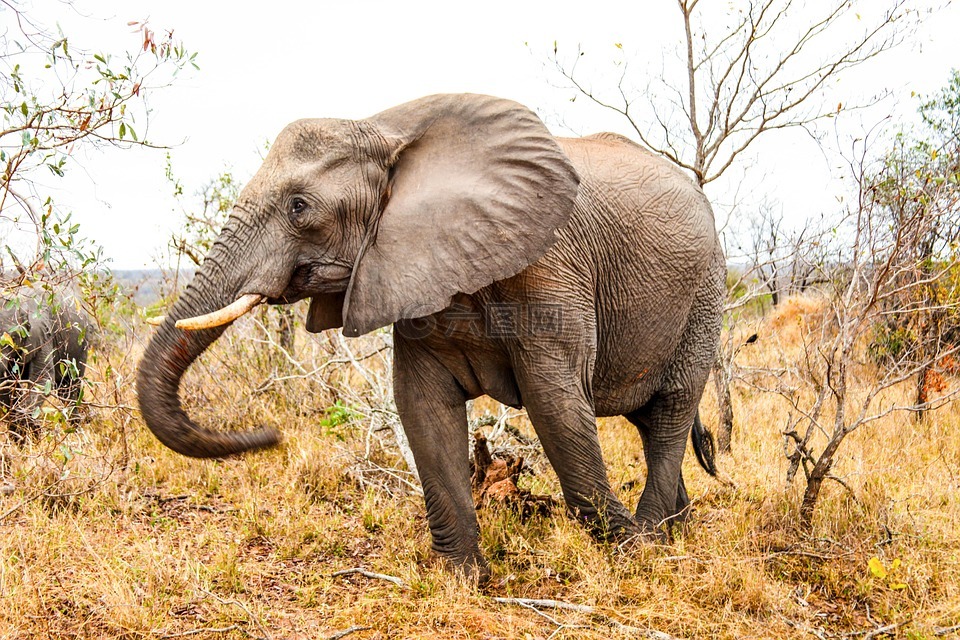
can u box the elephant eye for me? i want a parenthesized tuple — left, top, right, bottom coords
(290, 197, 308, 216)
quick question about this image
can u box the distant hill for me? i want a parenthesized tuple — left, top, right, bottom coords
(112, 269, 195, 306)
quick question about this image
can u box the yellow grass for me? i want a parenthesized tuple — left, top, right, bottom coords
(1, 300, 959, 639)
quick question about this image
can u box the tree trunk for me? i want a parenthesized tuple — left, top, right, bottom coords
(916, 362, 931, 421)
(713, 355, 734, 454)
(800, 435, 843, 529)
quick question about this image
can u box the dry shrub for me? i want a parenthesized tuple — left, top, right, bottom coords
(764, 293, 832, 353)
(2, 294, 960, 639)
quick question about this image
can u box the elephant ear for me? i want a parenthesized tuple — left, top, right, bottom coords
(341, 93, 580, 337)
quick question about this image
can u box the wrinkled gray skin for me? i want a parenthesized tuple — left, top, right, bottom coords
(137, 94, 724, 578)
(1, 290, 90, 440)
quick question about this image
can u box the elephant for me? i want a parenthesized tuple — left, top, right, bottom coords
(0, 288, 90, 440)
(137, 93, 725, 579)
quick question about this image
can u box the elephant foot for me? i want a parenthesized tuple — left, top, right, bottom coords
(635, 505, 692, 542)
(432, 548, 490, 585)
(634, 473, 693, 539)
(572, 499, 644, 543)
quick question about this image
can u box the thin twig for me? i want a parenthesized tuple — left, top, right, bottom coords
(492, 597, 593, 613)
(514, 601, 590, 640)
(331, 568, 406, 588)
(764, 549, 848, 561)
(934, 623, 960, 636)
(325, 625, 372, 640)
(0, 486, 53, 522)
(199, 588, 270, 640)
(159, 625, 240, 639)
(861, 620, 908, 639)
(493, 597, 682, 638)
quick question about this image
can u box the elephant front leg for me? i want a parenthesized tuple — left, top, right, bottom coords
(393, 334, 486, 579)
(23, 344, 56, 420)
(1, 376, 32, 444)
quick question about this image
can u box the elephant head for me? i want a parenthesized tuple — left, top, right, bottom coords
(137, 93, 580, 458)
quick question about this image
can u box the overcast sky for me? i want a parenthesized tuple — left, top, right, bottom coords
(10, 0, 960, 269)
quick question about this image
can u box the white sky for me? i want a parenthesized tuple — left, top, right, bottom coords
(9, 0, 960, 269)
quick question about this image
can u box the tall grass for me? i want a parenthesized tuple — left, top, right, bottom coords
(1, 298, 958, 639)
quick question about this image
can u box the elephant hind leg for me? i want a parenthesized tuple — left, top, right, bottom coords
(625, 407, 695, 531)
(625, 251, 722, 532)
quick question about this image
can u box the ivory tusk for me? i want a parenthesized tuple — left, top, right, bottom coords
(145, 315, 166, 326)
(175, 293, 265, 331)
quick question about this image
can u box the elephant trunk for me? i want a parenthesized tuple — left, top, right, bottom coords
(136, 221, 280, 459)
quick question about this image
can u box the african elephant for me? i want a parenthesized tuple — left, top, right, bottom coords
(137, 93, 724, 578)
(0, 288, 90, 440)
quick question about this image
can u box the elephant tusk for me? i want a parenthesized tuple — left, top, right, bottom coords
(175, 294, 265, 331)
(145, 315, 166, 326)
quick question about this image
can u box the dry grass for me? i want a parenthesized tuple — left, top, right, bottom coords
(1, 299, 959, 639)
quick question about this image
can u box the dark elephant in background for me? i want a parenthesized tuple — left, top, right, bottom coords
(0, 288, 91, 440)
(137, 93, 725, 578)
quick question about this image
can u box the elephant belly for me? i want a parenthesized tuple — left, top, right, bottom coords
(589, 263, 703, 417)
(413, 296, 524, 408)
(591, 315, 685, 417)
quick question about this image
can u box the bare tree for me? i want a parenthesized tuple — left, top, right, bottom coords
(711, 205, 832, 452)
(552, 0, 918, 187)
(738, 202, 831, 308)
(746, 126, 960, 527)
(550, 0, 925, 452)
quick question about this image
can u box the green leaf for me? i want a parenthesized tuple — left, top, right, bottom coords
(119, 122, 126, 139)
(20, 101, 28, 117)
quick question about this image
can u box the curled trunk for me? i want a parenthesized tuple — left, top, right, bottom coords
(137, 238, 280, 458)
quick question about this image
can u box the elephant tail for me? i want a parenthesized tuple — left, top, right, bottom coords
(691, 412, 717, 476)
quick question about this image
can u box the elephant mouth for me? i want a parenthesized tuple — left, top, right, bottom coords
(157, 263, 353, 331)
(268, 262, 352, 304)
